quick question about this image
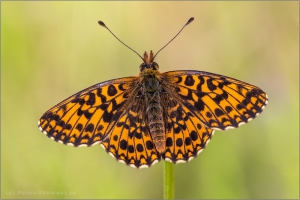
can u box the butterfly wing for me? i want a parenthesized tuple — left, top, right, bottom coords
(38, 77, 138, 146)
(160, 94, 214, 163)
(161, 70, 268, 130)
(100, 92, 160, 168)
(38, 76, 160, 168)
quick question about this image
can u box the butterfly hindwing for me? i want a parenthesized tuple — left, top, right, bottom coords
(161, 70, 268, 130)
(160, 94, 214, 163)
(100, 92, 160, 168)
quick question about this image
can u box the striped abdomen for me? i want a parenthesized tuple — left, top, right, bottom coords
(147, 93, 166, 153)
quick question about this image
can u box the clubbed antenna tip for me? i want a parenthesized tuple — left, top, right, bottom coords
(186, 17, 194, 25)
(98, 21, 106, 27)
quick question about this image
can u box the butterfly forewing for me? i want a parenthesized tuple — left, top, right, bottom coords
(38, 77, 138, 147)
(161, 70, 268, 131)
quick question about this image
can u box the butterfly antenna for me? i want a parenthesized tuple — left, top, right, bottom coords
(152, 17, 194, 61)
(98, 21, 145, 61)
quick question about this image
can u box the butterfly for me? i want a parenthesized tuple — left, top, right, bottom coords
(38, 17, 268, 168)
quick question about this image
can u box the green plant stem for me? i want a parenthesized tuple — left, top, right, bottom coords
(163, 161, 174, 199)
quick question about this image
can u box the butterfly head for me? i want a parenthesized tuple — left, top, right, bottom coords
(140, 50, 159, 72)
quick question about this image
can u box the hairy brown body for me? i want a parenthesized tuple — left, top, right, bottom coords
(140, 66, 166, 153)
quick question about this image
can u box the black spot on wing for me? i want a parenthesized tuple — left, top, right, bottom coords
(85, 123, 95, 132)
(76, 123, 83, 132)
(207, 78, 217, 91)
(86, 93, 95, 105)
(194, 99, 205, 111)
(107, 85, 117, 96)
(119, 139, 127, 150)
(214, 108, 225, 117)
(213, 94, 224, 104)
(190, 130, 198, 141)
(176, 138, 183, 147)
(103, 111, 113, 122)
(166, 137, 173, 147)
(128, 145, 134, 153)
(96, 88, 107, 103)
(136, 144, 144, 152)
(146, 141, 154, 150)
(225, 106, 233, 113)
(184, 75, 195, 86)
(196, 76, 205, 91)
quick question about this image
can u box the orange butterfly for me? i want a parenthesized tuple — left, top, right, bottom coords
(38, 17, 268, 168)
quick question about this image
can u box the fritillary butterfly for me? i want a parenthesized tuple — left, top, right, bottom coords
(38, 17, 268, 168)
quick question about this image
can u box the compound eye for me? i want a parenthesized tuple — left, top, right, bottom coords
(152, 62, 159, 70)
(139, 63, 147, 72)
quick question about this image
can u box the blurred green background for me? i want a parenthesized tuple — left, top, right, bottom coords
(2, 1, 298, 199)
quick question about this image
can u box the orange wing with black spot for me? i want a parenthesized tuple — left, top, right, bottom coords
(100, 93, 160, 168)
(157, 70, 267, 164)
(160, 94, 214, 163)
(38, 77, 161, 168)
(38, 77, 137, 147)
(161, 70, 268, 131)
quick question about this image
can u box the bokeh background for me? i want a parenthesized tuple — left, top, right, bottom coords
(2, 1, 298, 199)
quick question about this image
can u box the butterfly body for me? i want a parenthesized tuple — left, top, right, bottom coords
(140, 58, 166, 153)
